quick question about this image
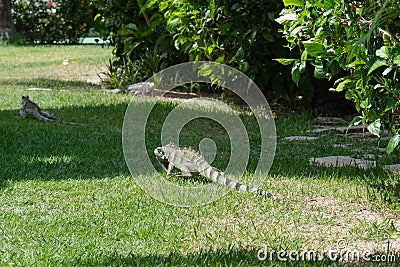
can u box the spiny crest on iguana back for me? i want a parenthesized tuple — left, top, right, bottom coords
(154, 143, 274, 198)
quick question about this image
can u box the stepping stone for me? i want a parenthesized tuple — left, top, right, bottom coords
(335, 124, 367, 134)
(308, 126, 336, 134)
(376, 147, 387, 153)
(362, 153, 380, 159)
(309, 124, 386, 136)
(307, 124, 364, 134)
(384, 164, 400, 173)
(284, 136, 319, 141)
(312, 116, 348, 125)
(310, 156, 376, 169)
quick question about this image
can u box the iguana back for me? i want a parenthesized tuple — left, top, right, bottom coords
(154, 143, 274, 198)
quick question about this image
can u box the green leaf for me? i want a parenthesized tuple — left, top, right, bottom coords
(215, 55, 225, 63)
(345, 90, 356, 102)
(239, 60, 249, 72)
(387, 134, 400, 154)
(94, 13, 102, 21)
(300, 50, 307, 61)
(292, 26, 307, 36)
(383, 98, 398, 112)
(231, 3, 242, 11)
(298, 60, 306, 73)
(332, 79, 352, 92)
(376, 46, 388, 59)
(273, 58, 297, 65)
(347, 58, 367, 68)
(360, 98, 371, 109)
(168, 18, 181, 29)
(117, 24, 137, 36)
(367, 59, 387, 75)
(302, 41, 326, 56)
(174, 37, 186, 50)
(262, 33, 274, 42)
(291, 62, 304, 85)
(349, 115, 363, 127)
(323, 0, 335, 9)
(249, 30, 257, 42)
(314, 60, 326, 78)
(367, 119, 381, 137)
(292, 70, 300, 85)
(206, 45, 215, 55)
(327, 60, 340, 78)
(382, 66, 392, 76)
(125, 23, 137, 30)
(394, 55, 400, 65)
(235, 47, 243, 56)
(198, 64, 213, 77)
(275, 12, 298, 25)
(282, 0, 303, 7)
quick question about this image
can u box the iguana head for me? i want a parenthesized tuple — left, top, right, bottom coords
(154, 146, 167, 160)
(154, 143, 180, 160)
(21, 96, 29, 105)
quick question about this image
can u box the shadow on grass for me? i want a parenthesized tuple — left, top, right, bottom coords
(0, 103, 130, 185)
(0, 99, 188, 188)
(0, 78, 100, 90)
(81, 248, 340, 267)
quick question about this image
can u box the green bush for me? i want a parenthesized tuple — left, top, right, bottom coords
(12, 0, 94, 44)
(92, 0, 312, 99)
(90, 0, 174, 86)
(275, 0, 400, 153)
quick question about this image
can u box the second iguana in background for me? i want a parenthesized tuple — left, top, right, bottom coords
(154, 143, 275, 199)
(19, 96, 93, 126)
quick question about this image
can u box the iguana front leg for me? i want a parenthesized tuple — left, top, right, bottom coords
(157, 158, 169, 173)
(166, 162, 192, 178)
(167, 162, 175, 177)
(19, 109, 26, 119)
(156, 158, 177, 178)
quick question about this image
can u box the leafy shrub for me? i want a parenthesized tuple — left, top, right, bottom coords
(92, 0, 313, 99)
(275, 0, 400, 153)
(12, 0, 94, 44)
(89, 0, 175, 86)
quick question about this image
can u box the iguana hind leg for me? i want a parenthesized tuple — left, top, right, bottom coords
(166, 163, 193, 178)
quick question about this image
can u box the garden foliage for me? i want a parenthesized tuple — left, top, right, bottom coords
(275, 0, 400, 153)
(91, 0, 310, 98)
(12, 0, 94, 44)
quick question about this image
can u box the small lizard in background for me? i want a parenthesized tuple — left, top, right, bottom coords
(19, 96, 93, 126)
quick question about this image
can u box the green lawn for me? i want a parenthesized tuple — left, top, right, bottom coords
(0, 44, 399, 266)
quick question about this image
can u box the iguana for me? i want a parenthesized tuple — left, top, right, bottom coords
(154, 143, 274, 198)
(19, 96, 93, 126)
